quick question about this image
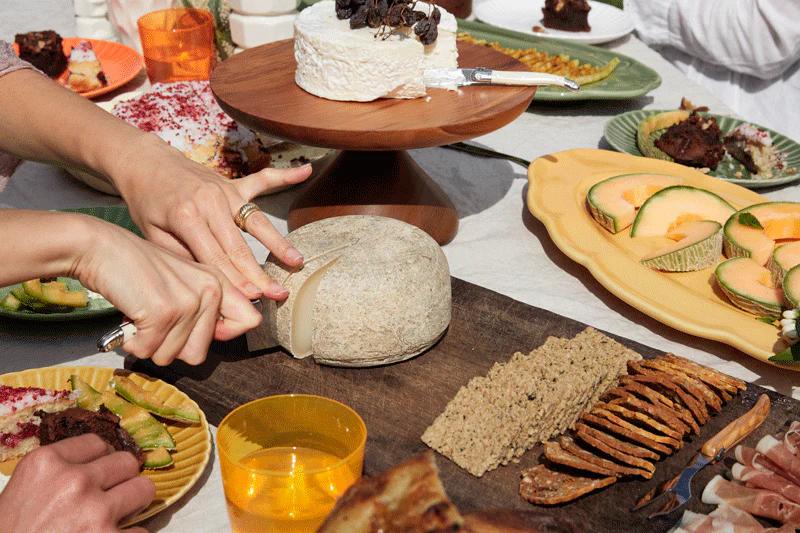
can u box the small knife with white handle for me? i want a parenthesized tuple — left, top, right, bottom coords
(423, 67, 580, 91)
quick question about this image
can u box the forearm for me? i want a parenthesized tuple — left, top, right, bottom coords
(0, 210, 94, 285)
(0, 69, 165, 185)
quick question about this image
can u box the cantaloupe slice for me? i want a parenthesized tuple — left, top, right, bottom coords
(715, 257, 784, 318)
(768, 242, 800, 287)
(723, 202, 800, 266)
(586, 173, 683, 233)
(783, 264, 800, 308)
(630, 186, 735, 238)
(636, 110, 691, 162)
(641, 220, 722, 272)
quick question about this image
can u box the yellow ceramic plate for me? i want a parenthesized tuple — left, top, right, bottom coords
(526, 148, 792, 369)
(0, 366, 211, 526)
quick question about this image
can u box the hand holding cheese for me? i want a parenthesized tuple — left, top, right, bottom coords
(260, 216, 452, 367)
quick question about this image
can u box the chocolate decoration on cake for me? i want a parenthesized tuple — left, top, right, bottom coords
(14, 30, 67, 78)
(542, 0, 591, 33)
(655, 113, 725, 170)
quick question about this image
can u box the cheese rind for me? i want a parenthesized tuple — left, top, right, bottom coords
(264, 216, 451, 367)
(229, 12, 297, 48)
(293, 0, 458, 102)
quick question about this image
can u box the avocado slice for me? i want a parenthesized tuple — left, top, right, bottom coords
(40, 283, 88, 308)
(143, 447, 174, 470)
(0, 292, 21, 311)
(111, 376, 201, 424)
(68, 375, 176, 451)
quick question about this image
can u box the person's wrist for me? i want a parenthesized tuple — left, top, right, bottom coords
(63, 214, 114, 287)
(106, 133, 175, 197)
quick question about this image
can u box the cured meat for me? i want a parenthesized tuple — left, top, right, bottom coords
(607, 390, 691, 436)
(661, 354, 746, 392)
(574, 424, 656, 473)
(542, 441, 618, 477)
(785, 423, 800, 455)
(518, 464, 615, 505)
(624, 373, 709, 424)
(574, 422, 659, 460)
(735, 445, 797, 486)
(617, 377, 700, 434)
(757, 435, 800, 487)
(580, 413, 672, 455)
(732, 462, 800, 504)
(702, 475, 800, 524)
(557, 436, 652, 479)
(590, 408, 682, 449)
(594, 401, 684, 440)
(674, 510, 713, 532)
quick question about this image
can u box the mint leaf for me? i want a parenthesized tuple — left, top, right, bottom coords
(739, 212, 764, 229)
(769, 343, 800, 363)
(756, 316, 777, 324)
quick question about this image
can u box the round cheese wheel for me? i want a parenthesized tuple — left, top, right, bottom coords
(264, 216, 451, 367)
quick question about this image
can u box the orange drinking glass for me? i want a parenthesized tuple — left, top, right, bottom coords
(137, 7, 215, 83)
(217, 394, 367, 533)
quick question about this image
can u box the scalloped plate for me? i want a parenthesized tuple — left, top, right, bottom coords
(0, 366, 211, 527)
(526, 148, 795, 369)
(604, 110, 800, 189)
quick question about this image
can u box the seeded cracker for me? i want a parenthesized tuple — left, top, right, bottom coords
(421, 328, 641, 477)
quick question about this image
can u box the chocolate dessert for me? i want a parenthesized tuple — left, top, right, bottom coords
(542, 0, 591, 33)
(37, 406, 144, 468)
(654, 113, 725, 170)
(14, 31, 67, 78)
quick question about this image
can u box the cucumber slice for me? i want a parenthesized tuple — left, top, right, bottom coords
(143, 447, 174, 470)
(111, 376, 200, 424)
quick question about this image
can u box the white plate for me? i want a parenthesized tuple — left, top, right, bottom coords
(474, 0, 634, 45)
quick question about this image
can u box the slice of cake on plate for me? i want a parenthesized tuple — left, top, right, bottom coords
(724, 123, 794, 179)
(65, 40, 108, 92)
(542, 0, 591, 32)
(14, 30, 68, 78)
(0, 384, 75, 461)
(294, 0, 459, 102)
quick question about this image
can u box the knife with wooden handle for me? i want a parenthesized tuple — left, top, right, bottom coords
(633, 394, 771, 518)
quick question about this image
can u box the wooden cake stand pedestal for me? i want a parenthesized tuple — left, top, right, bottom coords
(211, 40, 536, 244)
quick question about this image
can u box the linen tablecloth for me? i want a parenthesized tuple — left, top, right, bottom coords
(2, 1, 800, 530)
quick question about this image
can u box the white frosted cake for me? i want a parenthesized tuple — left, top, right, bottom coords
(294, 0, 458, 102)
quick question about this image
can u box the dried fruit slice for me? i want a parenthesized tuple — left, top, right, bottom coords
(557, 436, 652, 479)
(716, 257, 784, 319)
(640, 220, 722, 272)
(519, 464, 616, 505)
(586, 173, 682, 234)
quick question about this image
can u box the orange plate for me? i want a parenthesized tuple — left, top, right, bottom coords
(13, 37, 143, 99)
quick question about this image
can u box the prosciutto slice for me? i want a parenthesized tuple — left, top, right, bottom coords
(757, 435, 800, 486)
(736, 445, 798, 485)
(702, 475, 800, 524)
(732, 463, 800, 504)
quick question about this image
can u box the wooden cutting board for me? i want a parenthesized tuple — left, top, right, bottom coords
(131, 278, 799, 532)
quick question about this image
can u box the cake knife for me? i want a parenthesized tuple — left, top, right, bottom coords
(423, 67, 580, 91)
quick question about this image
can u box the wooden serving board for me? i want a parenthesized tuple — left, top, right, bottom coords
(131, 278, 799, 532)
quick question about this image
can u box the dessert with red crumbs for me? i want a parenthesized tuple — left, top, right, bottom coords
(111, 81, 272, 179)
(65, 40, 107, 92)
(14, 30, 68, 78)
(654, 112, 726, 170)
(724, 123, 795, 179)
(0, 384, 74, 461)
(542, 0, 591, 32)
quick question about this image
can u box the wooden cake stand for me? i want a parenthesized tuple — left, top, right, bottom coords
(211, 40, 536, 244)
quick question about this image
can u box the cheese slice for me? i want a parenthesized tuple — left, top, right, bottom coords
(294, 0, 458, 101)
(264, 216, 451, 367)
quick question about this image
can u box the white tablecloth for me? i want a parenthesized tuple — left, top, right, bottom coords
(2, 1, 800, 531)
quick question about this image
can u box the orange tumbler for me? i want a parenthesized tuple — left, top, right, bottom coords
(137, 7, 215, 83)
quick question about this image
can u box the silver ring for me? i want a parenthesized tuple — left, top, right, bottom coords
(233, 202, 261, 231)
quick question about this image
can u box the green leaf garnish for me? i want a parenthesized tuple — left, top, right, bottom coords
(757, 316, 777, 324)
(769, 343, 800, 363)
(739, 212, 764, 229)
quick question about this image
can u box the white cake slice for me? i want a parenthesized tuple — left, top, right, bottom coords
(294, 0, 458, 102)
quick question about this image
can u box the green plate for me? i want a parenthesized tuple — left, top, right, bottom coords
(0, 206, 141, 321)
(297, 1, 661, 102)
(605, 110, 800, 189)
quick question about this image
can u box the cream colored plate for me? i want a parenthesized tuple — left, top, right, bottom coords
(526, 148, 792, 369)
(0, 366, 211, 526)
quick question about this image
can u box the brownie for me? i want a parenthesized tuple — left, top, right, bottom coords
(14, 30, 67, 78)
(542, 0, 591, 32)
(654, 113, 726, 170)
(36, 406, 144, 468)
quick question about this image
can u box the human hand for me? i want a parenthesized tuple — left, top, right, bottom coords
(76, 217, 261, 365)
(0, 434, 154, 533)
(114, 136, 312, 302)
